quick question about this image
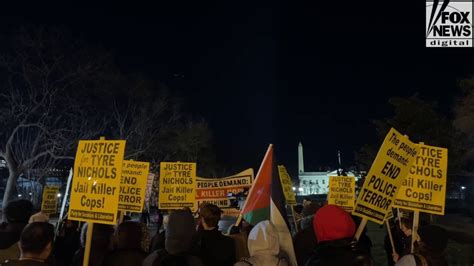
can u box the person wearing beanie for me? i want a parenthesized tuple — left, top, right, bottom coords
(305, 205, 372, 266)
(395, 225, 448, 266)
(0, 200, 34, 262)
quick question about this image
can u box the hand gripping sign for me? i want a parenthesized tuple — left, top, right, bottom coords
(159, 162, 197, 210)
(68, 140, 126, 225)
(328, 176, 355, 212)
(353, 128, 418, 224)
(394, 143, 447, 215)
(118, 160, 150, 213)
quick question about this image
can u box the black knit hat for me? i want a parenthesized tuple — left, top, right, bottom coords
(418, 225, 448, 253)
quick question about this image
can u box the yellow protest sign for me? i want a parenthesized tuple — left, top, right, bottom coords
(353, 128, 418, 224)
(196, 169, 253, 217)
(68, 140, 126, 225)
(41, 186, 59, 214)
(277, 166, 296, 205)
(118, 160, 150, 213)
(394, 144, 447, 214)
(328, 176, 355, 212)
(159, 162, 197, 210)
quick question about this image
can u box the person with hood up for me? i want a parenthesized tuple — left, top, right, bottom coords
(0, 200, 34, 262)
(394, 224, 448, 266)
(142, 210, 202, 266)
(305, 205, 372, 266)
(235, 220, 289, 266)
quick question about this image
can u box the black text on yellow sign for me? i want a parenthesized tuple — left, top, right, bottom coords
(159, 162, 197, 210)
(68, 140, 126, 225)
(118, 160, 150, 213)
(353, 128, 418, 224)
(41, 186, 59, 214)
(328, 176, 355, 212)
(394, 144, 447, 214)
(277, 166, 296, 205)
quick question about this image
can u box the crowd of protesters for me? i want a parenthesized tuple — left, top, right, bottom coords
(0, 199, 449, 266)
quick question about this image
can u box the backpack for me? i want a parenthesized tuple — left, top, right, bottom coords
(151, 249, 201, 266)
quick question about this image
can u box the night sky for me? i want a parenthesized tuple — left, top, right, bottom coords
(3, 2, 474, 177)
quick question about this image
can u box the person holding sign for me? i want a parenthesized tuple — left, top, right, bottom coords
(394, 225, 448, 266)
(387, 217, 413, 266)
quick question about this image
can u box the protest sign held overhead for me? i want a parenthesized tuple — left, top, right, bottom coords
(118, 160, 150, 213)
(353, 128, 418, 224)
(41, 186, 59, 214)
(159, 162, 197, 210)
(277, 166, 296, 205)
(328, 176, 355, 212)
(196, 169, 253, 217)
(394, 144, 448, 215)
(68, 140, 126, 225)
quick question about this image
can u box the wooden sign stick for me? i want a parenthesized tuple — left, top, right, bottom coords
(354, 217, 368, 241)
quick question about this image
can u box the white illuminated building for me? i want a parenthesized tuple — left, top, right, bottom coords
(298, 142, 357, 195)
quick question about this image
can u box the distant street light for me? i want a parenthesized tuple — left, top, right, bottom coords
(18, 194, 22, 197)
(292, 187, 296, 191)
(461, 186, 466, 190)
(57, 193, 62, 198)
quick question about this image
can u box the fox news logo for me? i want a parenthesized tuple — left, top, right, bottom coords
(426, 0, 473, 47)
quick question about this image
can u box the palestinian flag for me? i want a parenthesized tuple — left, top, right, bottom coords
(240, 145, 273, 224)
(240, 144, 297, 265)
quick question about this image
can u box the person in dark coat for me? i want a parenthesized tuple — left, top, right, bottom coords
(149, 211, 165, 252)
(0, 200, 34, 262)
(385, 218, 412, 266)
(227, 219, 252, 262)
(103, 221, 148, 266)
(0, 222, 54, 266)
(142, 210, 202, 266)
(293, 215, 317, 266)
(54, 219, 80, 266)
(71, 223, 114, 266)
(395, 224, 448, 266)
(305, 205, 372, 266)
(194, 203, 235, 266)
